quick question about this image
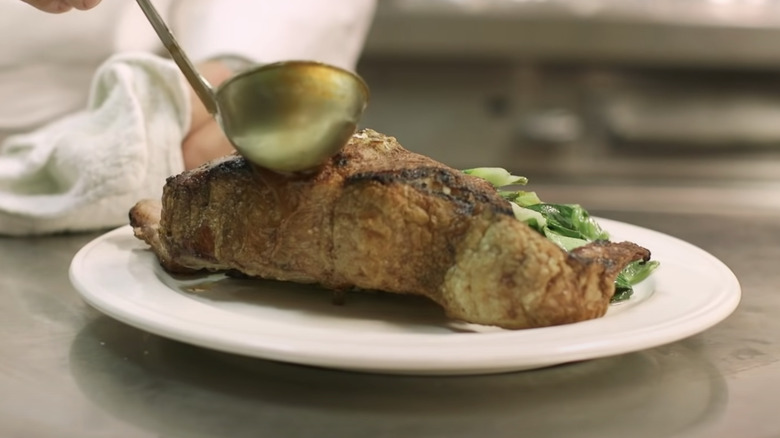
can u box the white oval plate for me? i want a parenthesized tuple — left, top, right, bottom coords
(69, 219, 740, 375)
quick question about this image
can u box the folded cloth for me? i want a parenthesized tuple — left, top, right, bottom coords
(0, 52, 190, 236)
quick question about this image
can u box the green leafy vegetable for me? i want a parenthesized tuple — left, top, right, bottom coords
(463, 167, 528, 187)
(523, 203, 609, 251)
(464, 167, 659, 302)
(500, 190, 542, 207)
(613, 259, 660, 302)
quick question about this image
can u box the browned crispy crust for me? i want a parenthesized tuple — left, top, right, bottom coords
(130, 129, 651, 329)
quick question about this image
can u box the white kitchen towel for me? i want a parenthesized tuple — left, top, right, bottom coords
(0, 52, 189, 236)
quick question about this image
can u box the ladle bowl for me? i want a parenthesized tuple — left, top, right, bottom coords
(216, 60, 369, 172)
(135, 0, 369, 172)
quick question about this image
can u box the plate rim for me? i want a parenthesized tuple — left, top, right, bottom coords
(69, 218, 741, 375)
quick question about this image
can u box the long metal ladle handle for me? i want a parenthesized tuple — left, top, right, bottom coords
(135, 0, 219, 116)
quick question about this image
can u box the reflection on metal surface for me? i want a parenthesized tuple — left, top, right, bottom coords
(69, 316, 728, 438)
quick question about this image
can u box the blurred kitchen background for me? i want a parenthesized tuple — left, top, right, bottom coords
(356, 0, 780, 213)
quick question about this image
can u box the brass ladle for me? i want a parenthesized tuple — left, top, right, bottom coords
(135, 0, 369, 172)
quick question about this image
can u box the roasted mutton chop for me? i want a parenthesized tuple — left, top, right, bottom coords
(130, 129, 651, 329)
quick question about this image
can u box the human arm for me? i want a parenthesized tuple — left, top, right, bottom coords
(180, 59, 236, 171)
(20, 0, 101, 13)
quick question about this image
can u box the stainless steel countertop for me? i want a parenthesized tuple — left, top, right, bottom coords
(1, 207, 777, 438)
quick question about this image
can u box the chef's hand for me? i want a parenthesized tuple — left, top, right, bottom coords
(182, 60, 236, 170)
(21, 0, 101, 13)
